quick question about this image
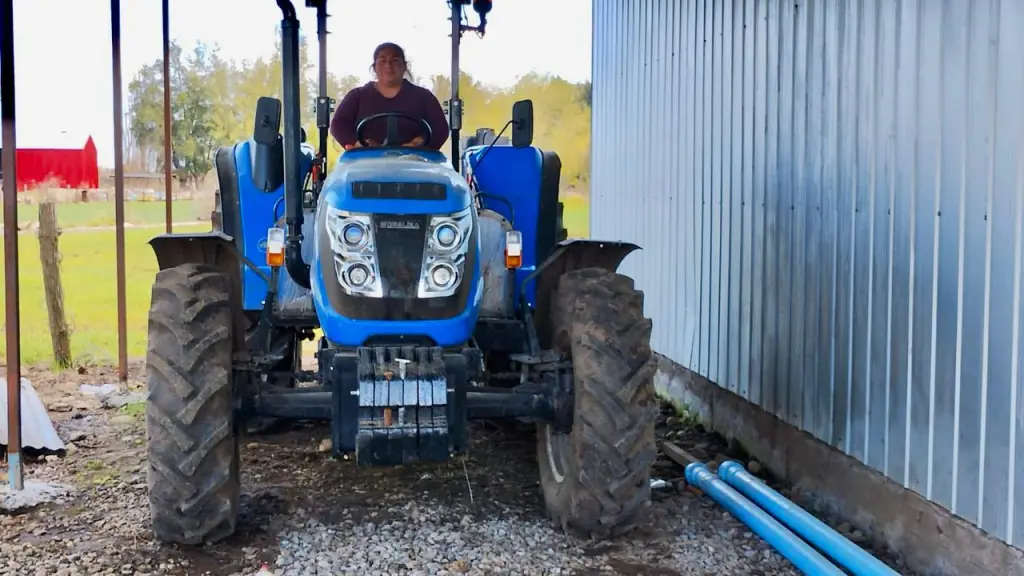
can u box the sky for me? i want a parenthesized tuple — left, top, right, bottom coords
(8, 0, 592, 167)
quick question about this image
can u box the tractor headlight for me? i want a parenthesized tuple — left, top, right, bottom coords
(434, 223, 459, 249)
(418, 207, 473, 298)
(346, 263, 372, 287)
(341, 222, 367, 249)
(428, 262, 457, 289)
(325, 207, 383, 298)
(425, 208, 472, 255)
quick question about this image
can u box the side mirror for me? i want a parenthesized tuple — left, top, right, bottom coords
(253, 96, 281, 145)
(511, 99, 533, 148)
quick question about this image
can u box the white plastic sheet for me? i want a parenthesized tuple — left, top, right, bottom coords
(0, 377, 66, 452)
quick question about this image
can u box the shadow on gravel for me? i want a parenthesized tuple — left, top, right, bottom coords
(172, 419, 550, 573)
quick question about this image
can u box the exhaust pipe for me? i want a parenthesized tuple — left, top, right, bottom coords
(277, 0, 311, 289)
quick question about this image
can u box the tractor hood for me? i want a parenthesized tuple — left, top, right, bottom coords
(320, 150, 473, 215)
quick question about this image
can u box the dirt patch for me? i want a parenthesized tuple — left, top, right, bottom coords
(0, 362, 910, 575)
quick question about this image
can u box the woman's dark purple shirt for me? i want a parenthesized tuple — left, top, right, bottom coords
(330, 80, 450, 150)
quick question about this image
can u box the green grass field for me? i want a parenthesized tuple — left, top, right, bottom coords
(0, 223, 210, 366)
(0, 196, 589, 368)
(1, 199, 210, 229)
(561, 194, 589, 238)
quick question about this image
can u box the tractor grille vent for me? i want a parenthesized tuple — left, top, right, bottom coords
(372, 214, 428, 298)
(352, 181, 447, 201)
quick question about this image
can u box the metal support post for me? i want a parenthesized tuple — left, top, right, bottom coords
(1, 0, 24, 491)
(448, 0, 463, 171)
(162, 0, 173, 232)
(110, 0, 128, 384)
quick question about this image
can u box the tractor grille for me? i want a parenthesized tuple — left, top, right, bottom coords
(353, 181, 447, 201)
(372, 214, 428, 299)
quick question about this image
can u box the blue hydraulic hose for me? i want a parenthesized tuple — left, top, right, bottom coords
(684, 462, 845, 576)
(717, 461, 900, 576)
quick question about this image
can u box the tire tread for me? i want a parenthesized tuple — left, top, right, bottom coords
(146, 263, 239, 546)
(540, 267, 658, 539)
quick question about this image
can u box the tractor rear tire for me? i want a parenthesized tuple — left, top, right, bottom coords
(537, 267, 658, 539)
(145, 263, 240, 546)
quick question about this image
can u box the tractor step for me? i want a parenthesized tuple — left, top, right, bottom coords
(323, 345, 468, 466)
(274, 294, 318, 324)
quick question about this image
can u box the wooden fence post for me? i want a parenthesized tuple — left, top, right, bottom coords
(37, 202, 72, 368)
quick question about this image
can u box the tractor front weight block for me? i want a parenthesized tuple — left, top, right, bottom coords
(323, 345, 468, 466)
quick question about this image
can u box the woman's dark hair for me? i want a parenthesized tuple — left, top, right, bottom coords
(370, 41, 413, 80)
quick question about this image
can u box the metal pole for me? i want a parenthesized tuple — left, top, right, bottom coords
(1, 0, 24, 491)
(110, 0, 128, 384)
(448, 0, 462, 172)
(278, 1, 309, 289)
(316, 0, 328, 166)
(161, 0, 172, 233)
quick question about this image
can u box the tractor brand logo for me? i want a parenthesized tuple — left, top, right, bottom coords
(257, 239, 269, 251)
(379, 219, 421, 230)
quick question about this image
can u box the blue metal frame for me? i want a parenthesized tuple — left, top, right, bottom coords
(234, 140, 315, 311)
(229, 138, 558, 348)
(462, 144, 547, 308)
(313, 148, 483, 347)
(321, 148, 470, 215)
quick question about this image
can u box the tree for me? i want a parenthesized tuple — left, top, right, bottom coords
(577, 81, 592, 107)
(428, 71, 592, 187)
(127, 59, 166, 170)
(127, 41, 218, 185)
(125, 34, 595, 189)
(172, 44, 218, 186)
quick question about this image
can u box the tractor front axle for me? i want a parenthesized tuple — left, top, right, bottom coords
(242, 345, 569, 466)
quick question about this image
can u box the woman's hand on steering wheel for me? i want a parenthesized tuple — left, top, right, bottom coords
(403, 136, 425, 147)
(344, 138, 379, 151)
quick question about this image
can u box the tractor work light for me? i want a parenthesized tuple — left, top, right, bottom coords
(505, 230, 523, 269)
(346, 263, 371, 287)
(266, 227, 285, 268)
(418, 207, 474, 298)
(429, 262, 457, 290)
(326, 207, 383, 298)
(326, 205, 474, 300)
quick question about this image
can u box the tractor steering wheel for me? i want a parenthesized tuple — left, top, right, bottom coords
(355, 112, 433, 148)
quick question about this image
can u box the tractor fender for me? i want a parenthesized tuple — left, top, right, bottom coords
(149, 232, 252, 354)
(530, 239, 641, 349)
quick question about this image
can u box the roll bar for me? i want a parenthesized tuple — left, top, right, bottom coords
(279, 0, 492, 287)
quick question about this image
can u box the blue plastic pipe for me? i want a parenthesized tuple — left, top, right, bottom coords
(718, 461, 900, 576)
(684, 462, 845, 576)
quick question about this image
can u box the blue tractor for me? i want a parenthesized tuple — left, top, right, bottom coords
(144, 0, 657, 546)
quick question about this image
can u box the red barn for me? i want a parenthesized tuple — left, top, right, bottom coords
(0, 131, 100, 191)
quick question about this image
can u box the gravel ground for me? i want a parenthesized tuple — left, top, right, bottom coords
(0, 363, 911, 576)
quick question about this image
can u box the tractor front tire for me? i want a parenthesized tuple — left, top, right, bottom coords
(145, 263, 240, 545)
(537, 267, 658, 540)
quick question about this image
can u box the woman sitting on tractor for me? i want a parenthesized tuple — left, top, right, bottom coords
(329, 42, 450, 151)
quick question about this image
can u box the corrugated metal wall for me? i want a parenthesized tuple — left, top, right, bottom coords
(590, 0, 1024, 547)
